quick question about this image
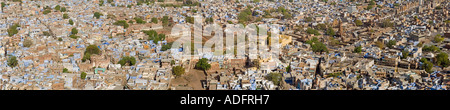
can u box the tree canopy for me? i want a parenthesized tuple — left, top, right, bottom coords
(435, 52, 450, 67)
(381, 19, 394, 28)
(420, 58, 433, 73)
(355, 20, 363, 26)
(162, 16, 169, 27)
(306, 28, 321, 35)
(85, 45, 100, 55)
(94, 12, 102, 19)
(195, 58, 211, 71)
(311, 42, 328, 53)
(434, 34, 444, 43)
(354, 46, 362, 53)
(151, 17, 158, 24)
(63, 13, 69, 19)
(69, 19, 74, 25)
(71, 28, 78, 35)
(387, 40, 396, 48)
(266, 72, 282, 85)
(423, 45, 440, 52)
(23, 39, 32, 47)
(113, 20, 129, 28)
(401, 50, 409, 59)
(82, 45, 100, 62)
(118, 56, 137, 66)
(135, 17, 146, 24)
(63, 68, 69, 73)
(143, 30, 165, 44)
(81, 72, 87, 79)
(7, 56, 18, 68)
(7, 24, 20, 36)
(306, 37, 328, 53)
(172, 66, 185, 77)
(326, 27, 335, 36)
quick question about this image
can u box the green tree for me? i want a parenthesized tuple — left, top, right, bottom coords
(381, 19, 394, 28)
(81, 72, 87, 79)
(354, 46, 362, 53)
(161, 42, 173, 51)
(63, 68, 69, 73)
(43, 9, 51, 14)
(82, 52, 91, 62)
(326, 27, 335, 36)
(171, 60, 175, 65)
(172, 66, 185, 77)
(266, 72, 282, 85)
(195, 58, 211, 71)
(60, 7, 66, 12)
(393, 3, 400, 7)
(82, 45, 100, 63)
(69, 34, 79, 39)
(143, 30, 165, 44)
(387, 40, 396, 48)
(311, 42, 328, 53)
(401, 50, 409, 59)
(434, 34, 444, 43)
(134, 17, 146, 24)
(329, 37, 340, 46)
(369, 0, 376, 5)
(63, 13, 69, 19)
(305, 37, 319, 45)
(186, 16, 194, 24)
(7, 56, 18, 68)
(420, 58, 433, 73)
(422, 45, 440, 52)
(366, 5, 373, 10)
(113, 20, 129, 28)
(55, 5, 61, 11)
(435, 52, 450, 67)
(85, 45, 100, 55)
(417, 42, 423, 48)
(118, 56, 137, 66)
(43, 31, 51, 36)
(306, 28, 321, 35)
(316, 23, 327, 30)
(1, 2, 5, 9)
(355, 20, 363, 26)
(69, 19, 74, 25)
(23, 39, 32, 47)
(94, 12, 102, 19)
(71, 28, 78, 35)
(7, 24, 20, 36)
(151, 17, 158, 24)
(162, 16, 169, 26)
(286, 64, 291, 73)
(238, 11, 250, 24)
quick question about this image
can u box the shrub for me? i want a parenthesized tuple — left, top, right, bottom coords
(118, 56, 136, 66)
(7, 56, 18, 68)
(23, 39, 32, 47)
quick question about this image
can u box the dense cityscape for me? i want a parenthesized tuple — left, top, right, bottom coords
(0, 0, 449, 90)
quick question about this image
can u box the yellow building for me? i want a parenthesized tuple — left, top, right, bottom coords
(279, 34, 292, 47)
